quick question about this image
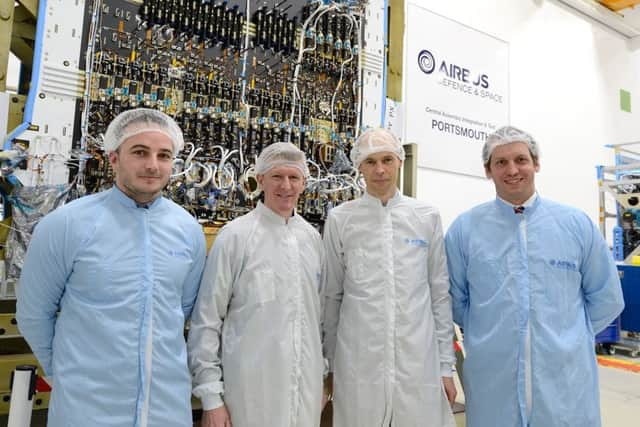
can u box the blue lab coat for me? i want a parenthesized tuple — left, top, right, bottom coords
(445, 196, 624, 427)
(17, 186, 206, 427)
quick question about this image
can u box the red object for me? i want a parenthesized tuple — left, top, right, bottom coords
(35, 376, 52, 392)
(454, 341, 462, 352)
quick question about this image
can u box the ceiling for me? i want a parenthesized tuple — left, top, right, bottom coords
(613, 3, 640, 29)
(598, 1, 640, 12)
(559, 0, 640, 39)
(603, 0, 640, 41)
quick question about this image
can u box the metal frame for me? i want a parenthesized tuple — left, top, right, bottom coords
(0, 1, 38, 92)
(401, 142, 416, 197)
(597, 142, 640, 263)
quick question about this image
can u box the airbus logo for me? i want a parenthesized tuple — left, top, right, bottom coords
(417, 50, 436, 74)
(417, 49, 490, 89)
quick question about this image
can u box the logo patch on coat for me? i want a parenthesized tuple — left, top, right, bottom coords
(404, 238, 429, 247)
(168, 249, 191, 259)
(549, 259, 578, 271)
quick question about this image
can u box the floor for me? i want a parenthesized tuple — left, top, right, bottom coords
(451, 359, 640, 427)
(322, 357, 640, 427)
(3, 358, 640, 426)
(598, 362, 640, 426)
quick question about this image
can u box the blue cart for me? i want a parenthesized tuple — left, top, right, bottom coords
(595, 317, 621, 355)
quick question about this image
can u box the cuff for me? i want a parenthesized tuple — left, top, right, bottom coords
(327, 358, 334, 373)
(440, 362, 453, 378)
(200, 393, 224, 411)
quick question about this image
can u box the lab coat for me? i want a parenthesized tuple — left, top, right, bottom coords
(445, 196, 624, 427)
(188, 202, 325, 427)
(17, 186, 206, 427)
(323, 191, 455, 427)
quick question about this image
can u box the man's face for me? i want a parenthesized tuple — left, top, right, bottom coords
(108, 131, 174, 204)
(485, 141, 539, 205)
(358, 151, 402, 200)
(257, 165, 306, 218)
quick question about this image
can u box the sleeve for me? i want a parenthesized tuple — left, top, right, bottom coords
(181, 226, 207, 319)
(444, 216, 469, 328)
(427, 212, 455, 377)
(321, 212, 345, 372)
(316, 235, 330, 377)
(16, 212, 71, 376)
(187, 228, 237, 410)
(580, 218, 625, 334)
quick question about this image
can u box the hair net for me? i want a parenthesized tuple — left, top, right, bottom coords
(482, 125, 539, 166)
(103, 108, 184, 154)
(255, 142, 310, 177)
(350, 128, 405, 168)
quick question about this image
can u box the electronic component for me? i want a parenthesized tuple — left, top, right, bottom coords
(6, 0, 387, 231)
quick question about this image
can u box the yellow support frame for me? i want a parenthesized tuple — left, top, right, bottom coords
(0, 0, 15, 91)
(387, 0, 404, 102)
(0, 353, 50, 415)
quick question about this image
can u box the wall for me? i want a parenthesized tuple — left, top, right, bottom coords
(403, 0, 640, 231)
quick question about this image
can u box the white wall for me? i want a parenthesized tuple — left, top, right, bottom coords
(405, 0, 640, 230)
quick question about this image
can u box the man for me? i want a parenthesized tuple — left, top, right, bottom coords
(445, 125, 625, 427)
(17, 108, 206, 427)
(188, 142, 325, 427)
(323, 128, 456, 427)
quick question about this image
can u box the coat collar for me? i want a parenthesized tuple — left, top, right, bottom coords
(495, 193, 540, 216)
(110, 185, 164, 210)
(361, 190, 402, 208)
(256, 201, 301, 225)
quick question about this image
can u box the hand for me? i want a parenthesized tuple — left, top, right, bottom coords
(442, 376, 457, 407)
(322, 373, 334, 410)
(321, 391, 329, 410)
(201, 405, 232, 427)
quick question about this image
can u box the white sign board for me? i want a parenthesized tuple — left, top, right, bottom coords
(404, 4, 509, 177)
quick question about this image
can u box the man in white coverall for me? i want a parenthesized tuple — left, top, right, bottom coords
(322, 127, 457, 427)
(188, 142, 326, 427)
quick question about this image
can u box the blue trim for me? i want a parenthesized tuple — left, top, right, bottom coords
(4, 0, 48, 150)
(380, 0, 388, 126)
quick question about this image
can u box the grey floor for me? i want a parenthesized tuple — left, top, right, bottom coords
(3, 362, 639, 426)
(599, 364, 640, 426)
(453, 363, 640, 427)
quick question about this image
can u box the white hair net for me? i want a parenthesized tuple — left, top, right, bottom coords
(350, 128, 405, 168)
(255, 142, 309, 177)
(103, 108, 184, 154)
(483, 126, 539, 166)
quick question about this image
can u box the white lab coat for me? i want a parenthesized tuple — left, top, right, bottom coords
(323, 192, 455, 427)
(188, 202, 325, 427)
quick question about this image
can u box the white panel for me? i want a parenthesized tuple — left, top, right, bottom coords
(0, 92, 9, 139)
(361, 0, 386, 128)
(404, 3, 509, 177)
(15, 0, 86, 186)
(403, 0, 640, 229)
